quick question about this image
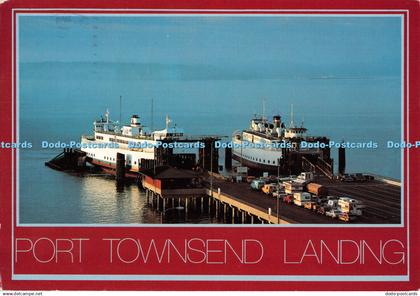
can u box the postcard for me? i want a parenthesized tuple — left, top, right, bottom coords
(0, 0, 418, 292)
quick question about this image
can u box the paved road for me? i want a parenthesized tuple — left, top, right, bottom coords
(208, 177, 401, 224)
(211, 180, 340, 224)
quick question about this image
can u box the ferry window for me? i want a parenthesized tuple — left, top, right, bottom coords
(134, 161, 137, 165)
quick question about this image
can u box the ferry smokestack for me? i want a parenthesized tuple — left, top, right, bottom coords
(273, 115, 282, 137)
(130, 115, 140, 127)
(273, 115, 281, 128)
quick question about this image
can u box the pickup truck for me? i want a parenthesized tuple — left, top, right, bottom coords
(325, 209, 342, 218)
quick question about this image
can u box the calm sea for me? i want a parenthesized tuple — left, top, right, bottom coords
(18, 62, 401, 224)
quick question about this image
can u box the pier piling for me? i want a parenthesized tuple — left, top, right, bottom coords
(339, 145, 346, 175)
(116, 153, 126, 183)
(225, 147, 232, 170)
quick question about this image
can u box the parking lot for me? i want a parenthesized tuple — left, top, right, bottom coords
(211, 175, 401, 224)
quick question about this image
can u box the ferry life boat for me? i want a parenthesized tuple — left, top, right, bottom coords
(80, 110, 184, 178)
(231, 112, 324, 174)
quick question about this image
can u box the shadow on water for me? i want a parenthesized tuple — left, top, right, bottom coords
(115, 182, 125, 193)
(52, 169, 223, 224)
(161, 207, 186, 224)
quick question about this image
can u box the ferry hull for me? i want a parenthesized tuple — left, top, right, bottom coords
(232, 153, 282, 174)
(88, 158, 140, 180)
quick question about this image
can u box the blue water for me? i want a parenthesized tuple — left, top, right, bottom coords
(18, 62, 401, 224)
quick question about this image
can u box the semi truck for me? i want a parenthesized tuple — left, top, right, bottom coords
(306, 183, 328, 196)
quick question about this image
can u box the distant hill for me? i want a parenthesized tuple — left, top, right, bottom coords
(20, 61, 399, 81)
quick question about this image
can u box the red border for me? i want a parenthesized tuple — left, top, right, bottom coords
(1, 0, 419, 291)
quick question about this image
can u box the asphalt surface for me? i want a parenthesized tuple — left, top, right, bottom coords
(321, 178, 401, 224)
(209, 177, 401, 224)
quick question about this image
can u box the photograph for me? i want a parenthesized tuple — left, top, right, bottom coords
(18, 14, 403, 225)
(1, 0, 418, 292)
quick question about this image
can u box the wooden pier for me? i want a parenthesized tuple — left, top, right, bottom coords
(140, 165, 401, 224)
(45, 148, 402, 224)
(140, 166, 289, 224)
(206, 187, 293, 224)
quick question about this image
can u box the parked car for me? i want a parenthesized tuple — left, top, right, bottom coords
(353, 173, 365, 182)
(317, 206, 327, 215)
(262, 183, 277, 195)
(325, 209, 342, 218)
(339, 212, 357, 222)
(340, 174, 354, 182)
(282, 194, 294, 204)
(304, 202, 317, 210)
(363, 174, 375, 181)
(250, 179, 265, 190)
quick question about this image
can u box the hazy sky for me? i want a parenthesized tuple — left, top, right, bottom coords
(19, 15, 402, 75)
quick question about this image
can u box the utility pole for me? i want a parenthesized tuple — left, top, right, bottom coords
(119, 95, 122, 126)
(210, 141, 213, 198)
(277, 158, 280, 224)
(151, 97, 154, 132)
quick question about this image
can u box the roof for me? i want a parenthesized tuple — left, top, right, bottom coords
(140, 166, 200, 179)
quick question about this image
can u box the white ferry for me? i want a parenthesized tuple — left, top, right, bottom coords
(81, 110, 184, 178)
(232, 113, 327, 174)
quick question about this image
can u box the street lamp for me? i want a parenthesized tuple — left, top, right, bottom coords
(210, 140, 213, 198)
